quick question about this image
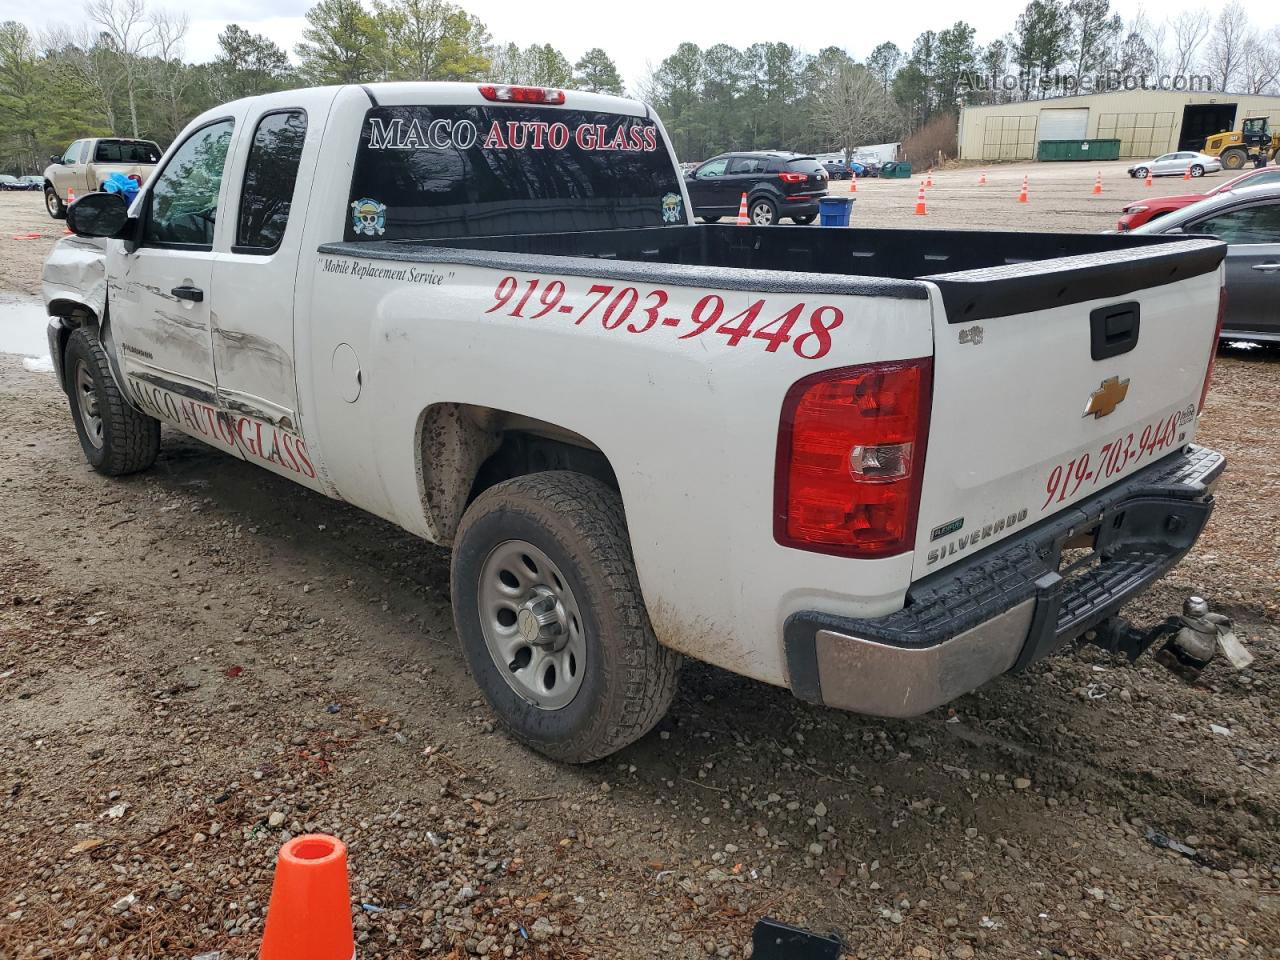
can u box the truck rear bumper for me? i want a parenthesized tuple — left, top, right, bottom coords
(784, 444, 1225, 717)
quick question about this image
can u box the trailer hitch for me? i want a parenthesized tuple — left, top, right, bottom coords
(1082, 596, 1253, 682)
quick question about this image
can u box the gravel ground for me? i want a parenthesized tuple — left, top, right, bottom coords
(0, 165, 1277, 960)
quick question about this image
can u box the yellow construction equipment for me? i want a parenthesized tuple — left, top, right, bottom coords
(1203, 117, 1280, 170)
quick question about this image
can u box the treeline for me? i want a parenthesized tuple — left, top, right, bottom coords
(0, 0, 624, 173)
(643, 0, 1280, 161)
(2, 0, 1278, 174)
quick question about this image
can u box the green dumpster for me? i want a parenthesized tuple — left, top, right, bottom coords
(879, 161, 913, 178)
(1036, 139, 1122, 162)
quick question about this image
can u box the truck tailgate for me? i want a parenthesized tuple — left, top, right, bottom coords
(914, 238, 1225, 579)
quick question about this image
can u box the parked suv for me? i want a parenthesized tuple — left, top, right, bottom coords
(684, 152, 828, 224)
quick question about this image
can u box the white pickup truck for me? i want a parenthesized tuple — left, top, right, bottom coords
(44, 83, 1228, 762)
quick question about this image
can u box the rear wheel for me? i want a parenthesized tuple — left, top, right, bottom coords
(63, 328, 160, 475)
(749, 197, 778, 226)
(792, 214, 816, 225)
(1190, 164, 1205, 177)
(45, 186, 65, 219)
(451, 472, 680, 763)
(701, 215, 721, 223)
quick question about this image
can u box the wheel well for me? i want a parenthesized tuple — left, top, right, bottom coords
(416, 403, 618, 545)
(46, 301, 101, 378)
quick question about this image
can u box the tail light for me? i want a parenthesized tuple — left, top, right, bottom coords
(1198, 287, 1227, 413)
(778, 172, 807, 184)
(774, 359, 933, 558)
(478, 84, 566, 105)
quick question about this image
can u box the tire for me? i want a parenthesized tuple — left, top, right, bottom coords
(45, 185, 65, 219)
(1190, 164, 1205, 178)
(1133, 167, 1149, 180)
(701, 215, 721, 223)
(749, 197, 778, 226)
(451, 472, 680, 763)
(63, 328, 160, 476)
(1220, 149, 1248, 171)
(792, 214, 816, 225)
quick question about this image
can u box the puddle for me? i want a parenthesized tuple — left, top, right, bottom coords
(0, 291, 50, 362)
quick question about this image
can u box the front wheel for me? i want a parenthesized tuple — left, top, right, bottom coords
(1133, 167, 1149, 180)
(451, 472, 680, 763)
(45, 186, 65, 219)
(792, 214, 816, 225)
(1190, 164, 1205, 177)
(701, 215, 721, 223)
(749, 197, 778, 226)
(63, 328, 160, 475)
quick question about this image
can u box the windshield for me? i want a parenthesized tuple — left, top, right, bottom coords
(345, 105, 684, 242)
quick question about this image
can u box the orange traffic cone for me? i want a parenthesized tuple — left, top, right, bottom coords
(736, 192, 749, 226)
(1018, 175, 1029, 203)
(925, 170, 934, 187)
(850, 171, 857, 193)
(1145, 171, 1153, 188)
(914, 181, 927, 216)
(979, 171, 987, 185)
(1092, 171, 1102, 195)
(259, 835, 354, 960)
(66, 187, 76, 204)
(1183, 165, 1191, 181)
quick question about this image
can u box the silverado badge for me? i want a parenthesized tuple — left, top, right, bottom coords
(1084, 375, 1129, 419)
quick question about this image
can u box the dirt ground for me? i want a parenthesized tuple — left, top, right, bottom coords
(1, 162, 1277, 960)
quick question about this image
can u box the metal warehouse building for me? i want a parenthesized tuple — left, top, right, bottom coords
(958, 90, 1280, 161)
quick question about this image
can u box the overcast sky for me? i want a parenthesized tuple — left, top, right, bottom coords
(4, 0, 1279, 91)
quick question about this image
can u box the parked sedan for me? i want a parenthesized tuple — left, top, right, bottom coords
(1131, 183, 1280, 343)
(1127, 151, 1222, 179)
(0, 175, 19, 190)
(19, 175, 42, 190)
(1117, 166, 1280, 230)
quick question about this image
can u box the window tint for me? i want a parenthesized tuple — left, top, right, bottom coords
(62, 141, 81, 164)
(95, 140, 161, 163)
(788, 158, 825, 175)
(697, 158, 728, 178)
(346, 106, 683, 241)
(144, 119, 234, 248)
(727, 157, 765, 174)
(236, 110, 307, 252)
(1190, 203, 1280, 244)
(78, 141, 92, 164)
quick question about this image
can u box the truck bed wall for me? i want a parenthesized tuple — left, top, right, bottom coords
(405, 224, 1190, 281)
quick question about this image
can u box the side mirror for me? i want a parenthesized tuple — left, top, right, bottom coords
(49, 155, 63, 165)
(67, 192, 130, 239)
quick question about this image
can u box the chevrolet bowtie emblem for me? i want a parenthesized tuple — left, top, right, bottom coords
(1084, 376, 1130, 419)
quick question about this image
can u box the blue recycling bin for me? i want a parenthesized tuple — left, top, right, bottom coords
(819, 196, 853, 226)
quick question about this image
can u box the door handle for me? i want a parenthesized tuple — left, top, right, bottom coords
(1250, 262, 1280, 273)
(171, 284, 204, 302)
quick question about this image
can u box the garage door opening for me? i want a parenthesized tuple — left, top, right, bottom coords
(1180, 103, 1237, 151)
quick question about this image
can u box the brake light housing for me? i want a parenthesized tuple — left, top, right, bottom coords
(774, 359, 933, 558)
(478, 84, 566, 105)
(778, 171, 807, 183)
(1198, 286, 1227, 413)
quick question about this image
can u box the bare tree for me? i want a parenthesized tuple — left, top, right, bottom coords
(148, 9, 189, 140)
(87, 0, 153, 136)
(1206, 2, 1249, 92)
(1241, 27, 1280, 95)
(1170, 9, 1209, 76)
(1133, 8, 1168, 78)
(810, 63, 901, 157)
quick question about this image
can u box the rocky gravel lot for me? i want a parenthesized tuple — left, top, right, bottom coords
(0, 174, 1277, 960)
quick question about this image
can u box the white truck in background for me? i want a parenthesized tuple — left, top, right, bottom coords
(44, 82, 1227, 762)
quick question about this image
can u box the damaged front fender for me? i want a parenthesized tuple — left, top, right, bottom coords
(41, 234, 109, 388)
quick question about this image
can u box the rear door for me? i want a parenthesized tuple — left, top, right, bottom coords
(1186, 199, 1280, 336)
(913, 247, 1222, 577)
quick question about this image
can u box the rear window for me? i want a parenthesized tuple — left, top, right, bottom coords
(95, 140, 161, 164)
(345, 105, 684, 242)
(788, 158, 825, 175)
